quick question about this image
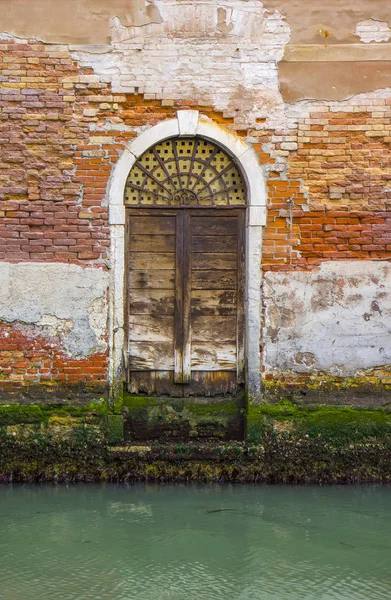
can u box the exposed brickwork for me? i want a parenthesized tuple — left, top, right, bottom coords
(263, 105, 391, 270)
(3, 39, 390, 271)
(289, 108, 391, 211)
(0, 39, 116, 264)
(263, 204, 391, 270)
(0, 321, 107, 401)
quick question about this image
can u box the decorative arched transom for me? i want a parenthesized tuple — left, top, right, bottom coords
(124, 136, 246, 207)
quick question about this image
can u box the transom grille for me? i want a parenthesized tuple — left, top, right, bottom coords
(124, 137, 246, 207)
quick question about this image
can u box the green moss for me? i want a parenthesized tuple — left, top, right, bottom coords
(0, 399, 109, 426)
(122, 394, 161, 411)
(120, 393, 244, 441)
(112, 387, 125, 415)
(1, 395, 391, 483)
(106, 415, 124, 445)
(262, 373, 391, 402)
(122, 393, 242, 412)
(247, 401, 391, 445)
(184, 400, 240, 416)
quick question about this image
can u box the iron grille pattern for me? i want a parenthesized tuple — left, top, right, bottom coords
(124, 137, 246, 207)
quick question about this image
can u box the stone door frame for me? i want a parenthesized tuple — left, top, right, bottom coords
(107, 110, 267, 402)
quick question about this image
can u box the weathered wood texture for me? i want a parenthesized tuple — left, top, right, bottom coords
(174, 210, 185, 383)
(127, 215, 176, 382)
(127, 209, 245, 396)
(236, 210, 245, 382)
(190, 213, 240, 375)
(128, 370, 237, 397)
(182, 211, 191, 383)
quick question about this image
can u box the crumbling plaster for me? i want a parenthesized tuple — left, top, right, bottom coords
(356, 19, 391, 44)
(263, 262, 391, 377)
(69, 1, 289, 131)
(0, 263, 109, 357)
(2, 0, 391, 46)
(2, 0, 391, 103)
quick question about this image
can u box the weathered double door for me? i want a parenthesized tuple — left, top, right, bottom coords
(127, 208, 245, 396)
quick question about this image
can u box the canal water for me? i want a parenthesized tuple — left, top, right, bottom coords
(0, 484, 390, 600)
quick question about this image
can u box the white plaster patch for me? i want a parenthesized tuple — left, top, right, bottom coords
(37, 314, 74, 338)
(88, 296, 108, 352)
(0, 263, 109, 357)
(262, 261, 391, 377)
(70, 0, 290, 131)
(355, 19, 391, 43)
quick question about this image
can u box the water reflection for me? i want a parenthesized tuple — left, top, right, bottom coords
(0, 484, 390, 599)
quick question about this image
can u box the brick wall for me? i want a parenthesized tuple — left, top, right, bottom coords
(1, 37, 391, 400)
(0, 322, 107, 402)
(262, 105, 391, 270)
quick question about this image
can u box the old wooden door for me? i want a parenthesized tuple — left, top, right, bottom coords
(123, 135, 247, 397)
(127, 208, 245, 396)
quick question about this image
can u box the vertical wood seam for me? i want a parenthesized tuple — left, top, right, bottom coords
(174, 210, 184, 383)
(182, 209, 191, 383)
(236, 209, 245, 383)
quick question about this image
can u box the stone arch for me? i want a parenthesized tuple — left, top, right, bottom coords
(108, 110, 267, 401)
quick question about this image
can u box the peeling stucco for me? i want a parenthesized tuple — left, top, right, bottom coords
(263, 262, 391, 377)
(2, 0, 391, 102)
(263, 0, 391, 45)
(69, 0, 290, 127)
(0, 0, 163, 44)
(0, 263, 109, 357)
(2, 0, 391, 46)
(355, 19, 391, 44)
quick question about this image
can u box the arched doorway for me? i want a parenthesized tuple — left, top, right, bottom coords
(125, 136, 246, 397)
(108, 111, 266, 403)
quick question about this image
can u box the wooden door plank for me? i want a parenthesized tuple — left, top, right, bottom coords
(182, 210, 191, 383)
(174, 211, 184, 383)
(128, 269, 175, 290)
(192, 315, 236, 342)
(129, 234, 175, 252)
(191, 235, 237, 253)
(183, 371, 237, 397)
(191, 289, 237, 316)
(129, 252, 175, 270)
(129, 215, 176, 235)
(128, 315, 174, 342)
(191, 216, 238, 236)
(155, 371, 183, 396)
(236, 210, 245, 383)
(129, 289, 175, 315)
(127, 371, 156, 395)
(128, 370, 182, 396)
(191, 253, 237, 270)
(128, 342, 174, 370)
(191, 342, 236, 371)
(191, 270, 237, 290)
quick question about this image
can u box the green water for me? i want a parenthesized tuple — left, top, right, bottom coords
(0, 484, 390, 600)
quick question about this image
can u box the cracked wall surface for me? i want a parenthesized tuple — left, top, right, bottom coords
(0, 263, 109, 356)
(263, 262, 391, 377)
(0, 263, 109, 400)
